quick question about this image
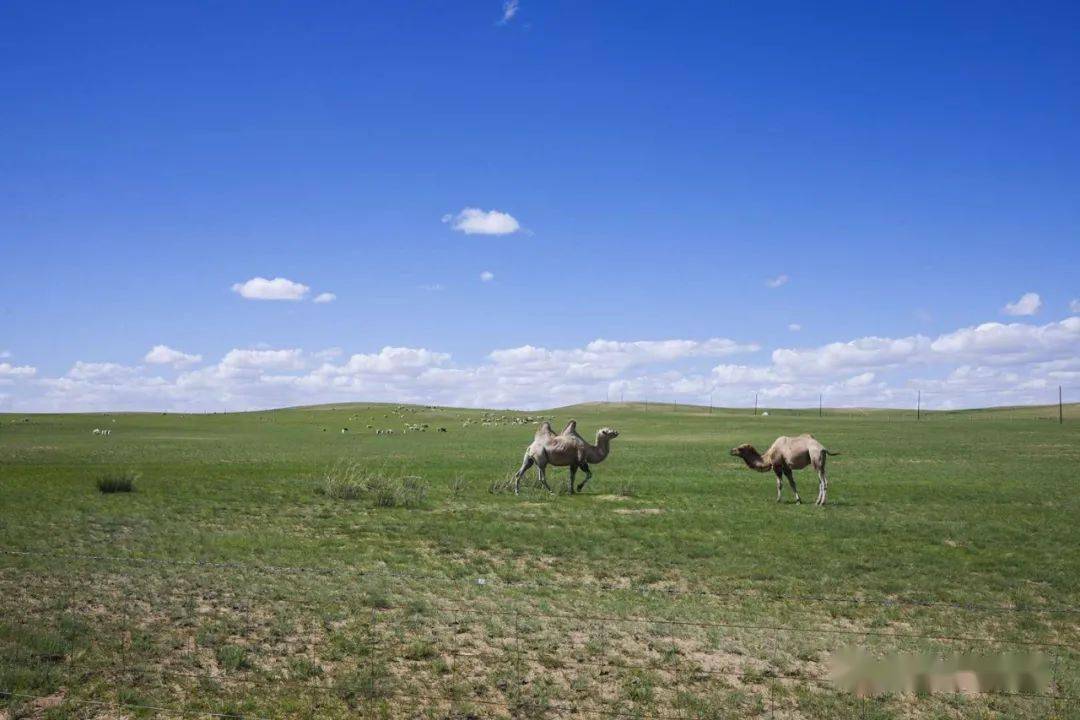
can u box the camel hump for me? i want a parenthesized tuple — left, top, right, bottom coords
(560, 419, 577, 435)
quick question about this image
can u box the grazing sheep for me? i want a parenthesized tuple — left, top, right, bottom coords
(92, 428, 101, 435)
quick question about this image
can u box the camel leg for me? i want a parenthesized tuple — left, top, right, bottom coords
(773, 466, 783, 502)
(514, 453, 534, 495)
(812, 455, 829, 507)
(783, 466, 801, 504)
(576, 462, 592, 492)
(568, 464, 577, 495)
(537, 461, 553, 493)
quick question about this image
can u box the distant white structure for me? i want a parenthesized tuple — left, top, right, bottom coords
(762, 411, 770, 417)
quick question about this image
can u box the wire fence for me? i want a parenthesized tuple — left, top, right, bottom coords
(2, 546, 1078, 719)
(4, 548, 1078, 616)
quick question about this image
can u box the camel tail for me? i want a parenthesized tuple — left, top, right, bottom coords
(824, 449, 840, 457)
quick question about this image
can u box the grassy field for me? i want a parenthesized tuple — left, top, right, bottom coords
(2, 402, 1079, 719)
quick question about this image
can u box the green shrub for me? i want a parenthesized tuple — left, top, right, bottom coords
(319, 462, 427, 508)
(96, 471, 137, 493)
(215, 644, 249, 672)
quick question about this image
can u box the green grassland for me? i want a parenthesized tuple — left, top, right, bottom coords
(1, 402, 1079, 719)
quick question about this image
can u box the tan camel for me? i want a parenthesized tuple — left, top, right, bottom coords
(730, 434, 838, 505)
(514, 420, 620, 494)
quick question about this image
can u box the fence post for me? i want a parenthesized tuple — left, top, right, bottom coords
(368, 606, 378, 700)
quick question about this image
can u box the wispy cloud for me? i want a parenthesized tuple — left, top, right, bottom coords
(1003, 292, 1042, 316)
(498, 0, 519, 24)
(144, 345, 202, 367)
(765, 274, 789, 289)
(480, 271, 495, 282)
(442, 208, 521, 236)
(6, 316, 1078, 412)
(313, 292, 337, 304)
(0, 362, 36, 378)
(788, 324, 801, 332)
(1069, 299, 1080, 314)
(231, 277, 310, 301)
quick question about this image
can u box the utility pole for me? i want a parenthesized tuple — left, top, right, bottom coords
(1060, 386, 1064, 425)
(819, 393, 822, 418)
(916, 390, 921, 421)
(709, 392, 713, 415)
(753, 393, 758, 416)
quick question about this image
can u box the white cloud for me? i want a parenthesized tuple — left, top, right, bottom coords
(0, 362, 36, 378)
(480, 271, 495, 282)
(1003, 292, 1042, 316)
(788, 324, 801, 332)
(772, 335, 930, 375)
(765, 274, 789, 288)
(1070, 299, 1080, 314)
(489, 338, 760, 382)
(66, 361, 139, 381)
(6, 316, 1078, 412)
(0, 350, 10, 359)
(313, 292, 337, 304)
(221, 348, 306, 370)
(929, 317, 1080, 365)
(442, 208, 521, 236)
(144, 345, 202, 367)
(231, 277, 310, 301)
(499, 0, 519, 23)
(330, 347, 450, 376)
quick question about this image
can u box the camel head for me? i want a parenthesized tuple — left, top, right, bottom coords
(730, 443, 755, 458)
(597, 427, 620, 441)
(731, 443, 770, 471)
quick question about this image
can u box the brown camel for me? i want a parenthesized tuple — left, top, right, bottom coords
(730, 434, 838, 505)
(514, 420, 620, 494)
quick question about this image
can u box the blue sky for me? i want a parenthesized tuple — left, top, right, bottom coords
(1, 1, 1078, 411)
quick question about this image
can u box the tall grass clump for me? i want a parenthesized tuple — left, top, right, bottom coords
(96, 471, 137, 493)
(318, 462, 427, 508)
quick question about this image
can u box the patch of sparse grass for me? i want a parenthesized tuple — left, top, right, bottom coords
(615, 481, 636, 497)
(215, 644, 249, 672)
(95, 471, 136, 493)
(334, 662, 392, 704)
(287, 656, 323, 679)
(448, 474, 467, 496)
(319, 461, 428, 507)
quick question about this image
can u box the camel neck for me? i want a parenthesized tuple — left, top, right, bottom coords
(742, 448, 769, 470)
(592, 434, 610, 460)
